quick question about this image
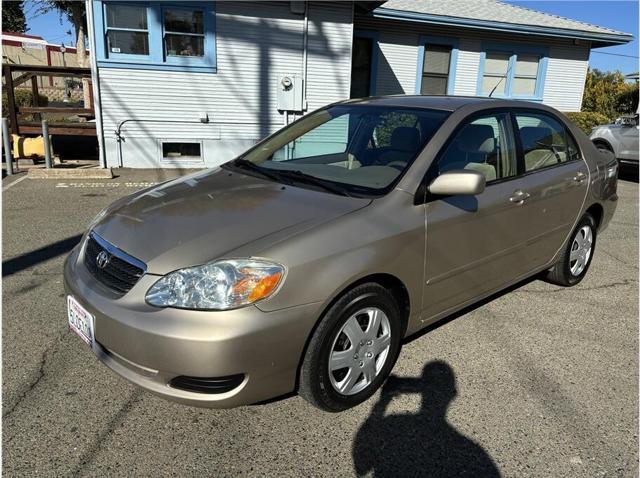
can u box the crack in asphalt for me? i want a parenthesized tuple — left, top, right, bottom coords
(2, 330, 66, 422)
(601, 250, 639, 270)
(70, 390, 144, 477)
(515, 278, 636, 295)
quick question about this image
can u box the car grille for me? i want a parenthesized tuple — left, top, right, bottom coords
(84, 233, 145, 294)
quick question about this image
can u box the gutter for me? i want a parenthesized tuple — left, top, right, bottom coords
(371, 8, 634, 46)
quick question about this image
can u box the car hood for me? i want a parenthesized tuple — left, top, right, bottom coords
(92, 168, 371, 274)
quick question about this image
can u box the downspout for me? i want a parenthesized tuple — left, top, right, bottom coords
(302, 1, 309, 112)
(85, 0, 107, 168)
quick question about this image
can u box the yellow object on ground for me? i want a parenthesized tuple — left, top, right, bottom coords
(11, 134, 51, 158)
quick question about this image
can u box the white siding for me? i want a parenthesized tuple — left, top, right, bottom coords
(454, 38, 481, 96)
(97, 1, 353, 168)
(356, 17, 590, 111)
(542, 45, 590, 112)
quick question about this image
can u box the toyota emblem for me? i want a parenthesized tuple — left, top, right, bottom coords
(96, 250, 110, 269)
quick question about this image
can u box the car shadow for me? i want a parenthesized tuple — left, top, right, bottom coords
(352, 361, 501, 478)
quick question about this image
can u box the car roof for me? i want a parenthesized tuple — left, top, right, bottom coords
(341, 95, 500, 112)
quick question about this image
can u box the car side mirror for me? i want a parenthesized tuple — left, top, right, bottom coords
(427, 170, 486, 196)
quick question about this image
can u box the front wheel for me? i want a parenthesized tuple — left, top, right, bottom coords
(298, 283, 403, 412)
(545, 213, 597, 286)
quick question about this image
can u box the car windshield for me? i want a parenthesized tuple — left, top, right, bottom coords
(224, 105, 450, 197)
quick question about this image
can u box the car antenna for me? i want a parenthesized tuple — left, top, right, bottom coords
(489, 62, 513, 98)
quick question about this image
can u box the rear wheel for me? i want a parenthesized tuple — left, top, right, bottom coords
(299, 283, 403, 412)
(545, 213, 596, 286)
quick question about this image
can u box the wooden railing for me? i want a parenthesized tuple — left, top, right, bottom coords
(2, 64, 96, 137)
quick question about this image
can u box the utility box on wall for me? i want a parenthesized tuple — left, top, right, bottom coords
(277, 74, 303, 112)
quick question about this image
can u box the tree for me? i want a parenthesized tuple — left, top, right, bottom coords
(38, 1, 90, 105)
(3, 1, 27, 33)
(582, 69, 638, 120)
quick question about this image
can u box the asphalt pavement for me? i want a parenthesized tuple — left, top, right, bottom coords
(3, 168, 638, 477)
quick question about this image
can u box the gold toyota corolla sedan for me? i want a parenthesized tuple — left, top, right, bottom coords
(64, 96, 618, 412)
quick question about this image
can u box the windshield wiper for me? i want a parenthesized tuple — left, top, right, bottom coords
(229, 158, 284, 183)
(230, 159, 352, 197)
(272, 169, 352, 197)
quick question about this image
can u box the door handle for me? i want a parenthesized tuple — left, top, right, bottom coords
(509, 190, 530, 204)
(573, 171, 587, 183)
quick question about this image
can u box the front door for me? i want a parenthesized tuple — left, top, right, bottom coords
(421, 112, 533, 320)
(350, 35, 374, 99)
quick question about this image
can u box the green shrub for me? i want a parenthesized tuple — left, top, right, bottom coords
(2, 89, 49, 115)
(563, 111, 610, 135)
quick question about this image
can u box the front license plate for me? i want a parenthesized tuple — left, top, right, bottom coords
(67, 296, 94, 347)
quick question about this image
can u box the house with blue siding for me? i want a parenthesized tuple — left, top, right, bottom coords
(85, 0, 633, 169)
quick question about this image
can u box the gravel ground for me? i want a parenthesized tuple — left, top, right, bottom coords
(3, 169, 638, 477)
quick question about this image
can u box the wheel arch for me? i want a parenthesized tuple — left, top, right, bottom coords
(585, 202, 604, 230)
(592, 138, 615, 155)
(294, 272, 411, 389)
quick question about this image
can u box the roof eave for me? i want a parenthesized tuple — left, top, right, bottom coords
(371, 7, 634, 47)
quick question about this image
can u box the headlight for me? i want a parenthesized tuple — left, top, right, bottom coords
(145, 259, 284, 310)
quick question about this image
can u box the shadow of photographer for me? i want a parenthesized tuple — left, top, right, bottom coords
(353, 361, 500, 477)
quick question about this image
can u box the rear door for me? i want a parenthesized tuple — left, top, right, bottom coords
(511, 111, 589, 269)
(422, 112, 534, 319)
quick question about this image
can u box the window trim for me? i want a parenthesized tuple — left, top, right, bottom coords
(415, 35, 459, 96)
(476, 43, 549, 101)
(94, 1, 217, 73)
(353, 29, 380, 96)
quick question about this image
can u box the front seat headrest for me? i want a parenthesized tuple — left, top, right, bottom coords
(457, 124, 495, 154)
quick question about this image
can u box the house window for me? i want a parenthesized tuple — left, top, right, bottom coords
(161, 142, 202, 161)
(478, 45, 547, 99)
(512, 55, 540, 96)
(421, 45, 452, 95)
(163, 8, 205, 58)
(480, 52, 510, 96)
(105, 4, 149, 56)
(95, 1, 217, 72)
(416, 37, 458, 96)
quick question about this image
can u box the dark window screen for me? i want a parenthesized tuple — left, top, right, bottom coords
(421, 44, 451, 96)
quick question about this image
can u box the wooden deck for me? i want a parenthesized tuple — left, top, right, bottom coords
(3, 64, 96, 137)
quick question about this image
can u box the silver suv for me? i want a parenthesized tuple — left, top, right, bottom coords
(590, 114, 639, 168)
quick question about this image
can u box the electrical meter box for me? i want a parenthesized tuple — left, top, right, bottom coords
(277, 74, 303, 112)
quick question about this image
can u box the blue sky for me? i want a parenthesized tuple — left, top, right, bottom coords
(507, 1, 638, 74)
(23, 0, 638, 74)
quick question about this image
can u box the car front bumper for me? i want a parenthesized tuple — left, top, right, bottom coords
(63, 245, 321, 408)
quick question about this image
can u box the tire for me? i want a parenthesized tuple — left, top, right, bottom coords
(545, 213, 597, 286)
(299, 283, 403, 412)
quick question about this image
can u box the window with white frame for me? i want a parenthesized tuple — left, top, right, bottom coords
(96, 1, 216, 72)
(479, 47, 546, 99)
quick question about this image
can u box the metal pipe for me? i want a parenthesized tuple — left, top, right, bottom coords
(86, 0, 107, 169)
(302, 2, 309, 112)
(42, 120, 53, 168)
(2, 118, 14, 176)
